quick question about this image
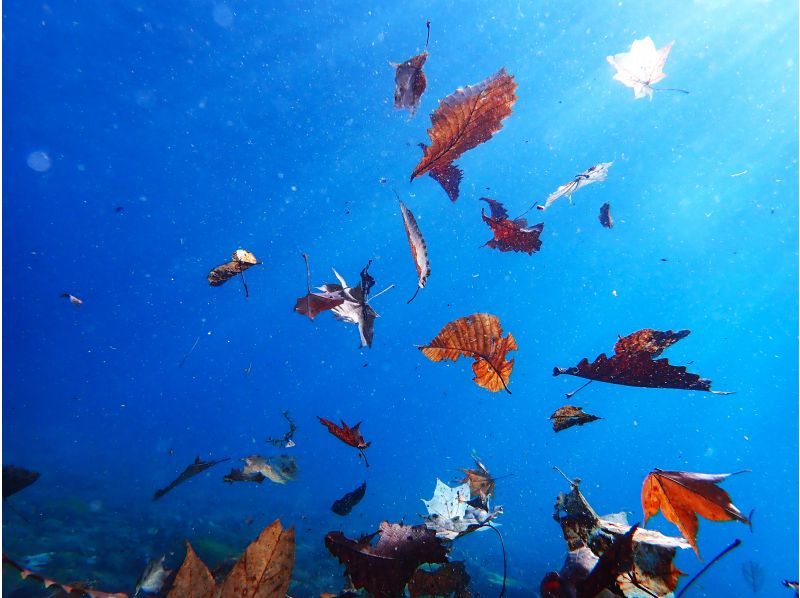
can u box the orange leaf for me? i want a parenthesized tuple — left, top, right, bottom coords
(219, 519, 295, 598)
(410, 69, 517, 201)
(642, 469, 749, 558)
(419, 313, 517, 393)
(167, 541, 216, 598)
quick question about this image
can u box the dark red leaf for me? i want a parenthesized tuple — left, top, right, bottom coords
(480, 197, 544, 254)
(318, 417, 371, 467)
(599, 202, 614, 228)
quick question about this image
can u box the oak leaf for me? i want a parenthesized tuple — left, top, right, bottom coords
(410, 69, 517, 202)
(550, 406, 601, 433)
(642, 469, 749, 557)
(399, 201, 430, 303)
(325, 521, 449, 598)
(318, 417, 370, 467)
(480, 198, 543, 254)
(419, 313, 517, 393)
(553, 328, 732, 394)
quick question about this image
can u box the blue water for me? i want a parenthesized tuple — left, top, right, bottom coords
(4, 1, 797, 596)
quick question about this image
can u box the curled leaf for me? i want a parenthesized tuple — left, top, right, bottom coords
(480, 197, 543, 254)
(208, 249, 260, 286)
(3, 555, 127, 598)
(599, 202, 614, 228)
(331, 481, 367, 516)
(294, 254, 345, 320)
(550, 406, 601, 433)
(318, 417, 371, 467)
(391, 22, 430, 117)
(153, 456, 230, 501)
(399, 201, 430, 303)
(536, 162, 612, 211)
(419, 313, 517, 393)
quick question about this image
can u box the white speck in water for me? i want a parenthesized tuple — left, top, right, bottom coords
(27, 151, 52, 172)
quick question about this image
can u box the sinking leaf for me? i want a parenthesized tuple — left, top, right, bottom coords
(320, 262, 387, 348)
(391, 22, 430, 116)
(408, 561, 470, 598)
(419, 313, 517, 393)
(239, 455, 298, 484)
(325, 521, 449, 598)
(134, 556, 171, 598)
(399, 201, 430, 303)
(553, 328, 731, 394)
(461, 455, 496, 509)
(550, 406, 601, 433)
(208, 249, 261, 287)
(599, 202, 614, 228)
(2, 555, 128, 598)
(153, 456, 230, 500)
(577, 524, 637, 598)
(60, 292, 83, 307)
(480, 197, 543, 254)
(294, 254, 345, 320)
(536, 162, 613, 211)
(607, 37, 674, 100)
(332, 481, 367, 516)
(642, 469, 749, 557)
(421, 479, 501, 540)
(318, 417, 371, 467)
(411, 69, 517, 201)
(3, 466, 40, 499)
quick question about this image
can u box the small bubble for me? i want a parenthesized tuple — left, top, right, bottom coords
(27, 151, 52, 172)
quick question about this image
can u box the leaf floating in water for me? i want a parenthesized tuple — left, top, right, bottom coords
(294, 254, 345, 320)
(3, 466, 40, 498)
(460, 454, 497, 509)
(391, 21, 430, 117)
(318, 417, 371, 467)
(208, 249, 261, 297)
(642, 469, 750, 557)
(607, 36, 679, 100)
(480, 197, 544, 254)
(331, 481, 367, 516)
(134, 555, 171, 598)
(226, 455, 298, 485)
(553, 328, 733, 394)
(535, 162, 613, 211)
(419, 313, 517, 393)
(421, 478, 501, 540)
(399, 201, 430, 303)
(153, 456, 230, 501)
(411, 69, 517, 202)
(599, 202, 614, 228)
(550, 406, 601, 433)
(60, 292, 83, 307)
(3, 555, 128, 598)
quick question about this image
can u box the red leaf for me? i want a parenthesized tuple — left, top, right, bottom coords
(294, 254, 345, 320)
(410, 69, 517, 201)
(318, 417, 371, 467)
(480, 198, 544, 254)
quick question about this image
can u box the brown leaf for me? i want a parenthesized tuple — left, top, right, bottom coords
(318, 417, 370, 467)
(294, 254, 345, 320)
(419, 314, 517, 393)
(599, 202, 614, 228)
(2, 555, 128, 598)
(391, 22, 430, 116)
(461, 456, 495, 508)
(219, 520, 295, 598)
(167, 541, 216, 598)
(325, 522, 449, 598)
(480, 198, 544, 254)
(553, 328, 732, 394)
(208, 249, 260, 287)
(550, 406, 601, 433)
(410, 69, 517, 201)
(153, 457, 230, 501)
(408, 561, 471, 598)
(399, 201, 430, 303)
(642, 469, 749, 557)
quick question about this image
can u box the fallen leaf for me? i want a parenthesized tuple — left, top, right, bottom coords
(331, 481, 367, 516)
(240, 455, 298, 484)
(208, 249, 261, 287)
(134, 555, 171, 598)
(153, 456, 230, 501)
(318, 417, 371, 467)
(480, 198, 544, 255)
(320, 262, 388, 348)
(419, 313, 517, 393)
(3, 466, 40, 498)
(576, 524, 637, 598)
(536, 162, 613, 211)
(408, 561, 470, 598)
(167, 542, 216, 598)
(550, 406, 601, 433)
(421, 479, 501, 540)
(411, 69, 517, 201)
(391, 21, 430, 117)
(461, 455, 496, 509)
(642, 469, 749, 557)
(294, 254, 345, 320)
(553, 328, 732, 394)
(399, 201, 430, 303)
(599, 202, 614, 228)
(325, 521, 449, 598)
(607, 37, 674, 100)
(2, 555, 128, 598)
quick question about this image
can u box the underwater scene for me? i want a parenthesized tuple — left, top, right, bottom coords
(3, 1, 798, 596)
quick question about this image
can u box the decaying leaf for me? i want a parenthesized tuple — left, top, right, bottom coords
(421, 479, 501, 540)
(331, 481, 367, 516)
(577, 524, 637, 598)
(153, 456, 230, 501)
(642, 469, 750, 557)
(480, 198, 544, 255)
(553, 328, 732, 394)
(536, 162, 613, 211)
(318, 417, 371, 467)
(461, 454, 496, 509)
(2, 555, 128, 598)
(410, 69, 517, 202)
(391, 21, 430, 117)
(134, 555, 171, 598)
(599, 202, 614, 228)
(607, 37, 675, 100)
(550, 472, 689, 597)
(227, 455, 298, 485)
(208, 249, 261, 291)
(399, 201, 430, 303)
(168, 520, 295, 598)
(550, 406, 601, 433)
(408, 561, 470, 598)
(60, 292, 83, 307)
(325, 521, 449, 598)
(294, 254, 345, 320)
(419, 313, 517, 393)
(3, 465, 40, 499)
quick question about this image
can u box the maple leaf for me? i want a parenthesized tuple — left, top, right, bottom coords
(607, 36, 674, 100)
(410, 68, 517, 201)
(550, 406, 601, 433)
(553, 328, 732, 394)
(419, 313, 517, 393)
(153, 456, 230, 501)
(421, 479, 501, 540)
(408, 561, 470, 598)
(208, 249, 261, 290)
(480, 197, 544, 254)
(294, 254, 345, 320)
(536, 162, 613, 211)
(399, 201, 430, 303)
(318, 417, 371, 467)
(642, 469, 750, 557)
(599, 202, 614, 228)
(325, 521, 449, 598)
(391, 22, 430, 117)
